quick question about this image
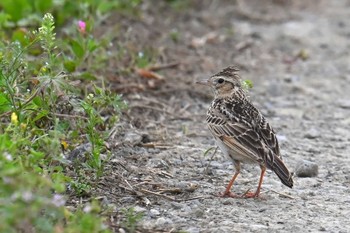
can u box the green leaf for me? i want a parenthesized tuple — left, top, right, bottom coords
(242, 79, 253, 90)
(32, 109, 49, 122)
(80, 72, 97, 81)
(0, 12, 10, 27)
(0, 92, 12, 113)
(11, 28, 30, 46)
(0, 0, 31, 22)
(32, 0, 53, 13)
(98, 2, 117, 14)
(70, 39, 85, 59)
(87, 38, 98, 53)
(33, 96, 43, 107)
(203, 147, 216, 157)
(64, 60, 77, 72)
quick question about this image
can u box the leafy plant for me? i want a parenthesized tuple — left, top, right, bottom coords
(0, 11, 124, 232)
(242, 79, 253, 90)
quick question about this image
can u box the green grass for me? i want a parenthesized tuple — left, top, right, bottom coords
(0, 0, 143, 231)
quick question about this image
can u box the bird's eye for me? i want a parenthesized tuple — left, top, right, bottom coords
(217, 78, 224, 84)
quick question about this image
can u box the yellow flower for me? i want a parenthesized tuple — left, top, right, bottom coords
(61, 140, 68, 150)
(40, 66, 47, 73)
(11, 112, 18, 125)
(20, 123, 27, 130)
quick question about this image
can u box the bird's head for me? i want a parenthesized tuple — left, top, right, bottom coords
(197, 66, 245, 99)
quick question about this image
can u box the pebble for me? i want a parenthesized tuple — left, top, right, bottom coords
(295, 160, 319, 177)
(146, 158, 169, 169)
(192, 209, 205, 218)
(336, 99, 350, 109)
(171, 201, 185, 209)
(155, 217, 173, 228)
(123, 132, 142, 145)
(222, 199, 236, 205)
(304, 128, 320, 139)
(133, 206, 147, 213)
(149, 209, 160, 217)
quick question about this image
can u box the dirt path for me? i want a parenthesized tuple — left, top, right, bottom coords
(92, 1, 350, 232)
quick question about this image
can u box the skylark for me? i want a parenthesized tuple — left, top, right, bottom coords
(197, 66, 293, 198)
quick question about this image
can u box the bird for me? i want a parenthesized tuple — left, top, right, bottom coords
(197, 66, 293, 198)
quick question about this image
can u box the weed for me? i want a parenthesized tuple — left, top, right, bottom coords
(0, 10, 124, 232)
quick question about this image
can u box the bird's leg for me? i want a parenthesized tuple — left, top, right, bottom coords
(219, 162, 240, 198)
(244, 165, 266, 198)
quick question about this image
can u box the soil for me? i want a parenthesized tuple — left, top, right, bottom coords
(70, 1, 350, 232)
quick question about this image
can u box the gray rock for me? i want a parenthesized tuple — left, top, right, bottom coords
(133, 206, 147, 213)
(123, 132, 143, 145)
(295, 160, 319, 177)
(304, 128, 320, 139)
(155, 217, 173, 228)
(337, 99, 350, 109)
(191, 208, 205, 218)
(149, 209, 160, 217)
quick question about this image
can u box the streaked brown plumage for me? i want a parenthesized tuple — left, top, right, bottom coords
(197, 66, 293, 198)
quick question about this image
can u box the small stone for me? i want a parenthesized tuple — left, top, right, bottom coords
(124, 132, 142, 145)
(171, 202, 184, 209)
(295, 160, 318, 177)
(155, 217, 173, 228)
(149, 209, 160, 217)
(337, 99, 350, 109)
(304, 128, 320, 139)
(192, 209, 204, 218)
(133, 206, 147, 213)
(222, 199, 235, 205)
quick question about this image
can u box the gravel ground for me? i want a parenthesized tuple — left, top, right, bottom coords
(73, 1, 350, 232)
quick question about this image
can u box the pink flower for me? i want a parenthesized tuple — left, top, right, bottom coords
(78, 20, 86, 33)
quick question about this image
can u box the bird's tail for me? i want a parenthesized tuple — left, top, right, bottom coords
(271, 156, 294, 188)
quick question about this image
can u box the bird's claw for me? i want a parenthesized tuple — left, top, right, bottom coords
(218, 191, 239, 198)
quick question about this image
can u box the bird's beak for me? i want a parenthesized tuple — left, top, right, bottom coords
(196, 79, 210, 86)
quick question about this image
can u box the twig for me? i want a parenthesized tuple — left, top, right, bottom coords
(148, 62, 180, 71)
(140, 188, 175, 201)
(124, 179, 136, 192)
(159, 170, 174, 178)
(141, 143, 174, 149)
(269, 189, 295, 199)
(118, 185, 136, 194)
(135, 68, 164, 80)
(204, 146, 218, 174)
(241, 188, 252, 198)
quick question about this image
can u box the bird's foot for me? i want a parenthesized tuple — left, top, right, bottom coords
(242, 191, 259, 198)
(218, 191, 239, 198)
(241, 189, 264, 199)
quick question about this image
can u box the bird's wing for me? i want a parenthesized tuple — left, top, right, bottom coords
(207, 111, 265, 163)
(258, 117, 281, 158)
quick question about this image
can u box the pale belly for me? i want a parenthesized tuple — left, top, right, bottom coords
(214, 137, 257, 164)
